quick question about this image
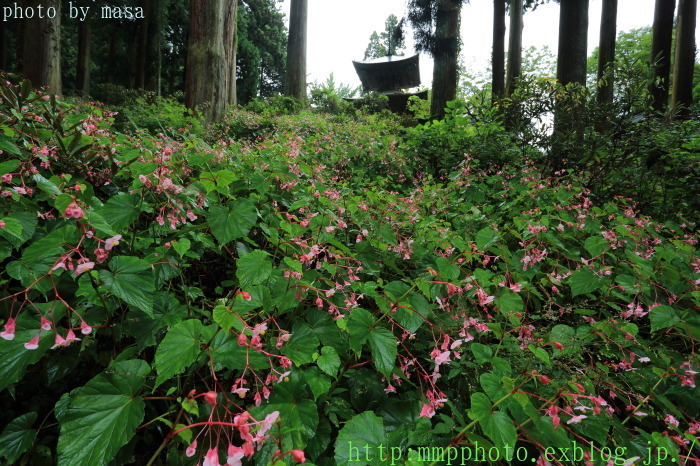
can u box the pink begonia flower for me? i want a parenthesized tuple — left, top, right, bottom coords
(1, 173, 11, 183)
(80, 321, 92, 335)
(74, 261, 95, 275)
(567, 414, 587, 425)
(24, 334, 40, 350)
(41, 317, 52, 331)
(227, 444, 245, 466)
(185, 440, 197, 457)
(203, 447, 220, 466)
(258, 411, 279, 437)
(65, 329, 81, 344)
(51, 333, 68, 349)
(290, 450, 306, 463)
(664, 414, 679, 427)
(433, 350, 451, 366)
(1, 318, 16, 340)
(94, 248, 109, 264)
(232, 387, 249, 398)
(252, 323, 267, 336)
(419, 403, 436, 418)
(104, 234, 122, 251)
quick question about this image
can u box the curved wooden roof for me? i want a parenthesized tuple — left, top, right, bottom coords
(352, 54, 421, 92)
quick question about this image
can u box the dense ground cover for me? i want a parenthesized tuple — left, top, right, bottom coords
(0, 78, 698, 466)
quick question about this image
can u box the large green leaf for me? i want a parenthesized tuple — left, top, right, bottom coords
(207, 198, 257, 246)
(649, 305, 681, 332)
(56, 360, 150, 466)
(236, 250, 272, 287)
(480, 411, 517, 451)
(317, 346, 341, 377)
(469, 392, 492, 422)
(347, 308, 374, 349)
(568, 268, 602, 297)
(253, 382, 319, 449)
(368, 327, 396, 378)
(154, 319, 203, 387)
(95, 194, 141, 231)
(281, 325, 319, 366)
(100, 256, 155, 316)
(0, 412, 38, 463)
(335, 411, 387, 466)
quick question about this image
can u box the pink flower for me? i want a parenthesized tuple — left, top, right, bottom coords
(258, 411, 279, 437)
(1, 173, 11, 183)
(51, 333, 68, 349)
(94, 248, 109, 263)
(0, 220, 4, 229)
(252, 323, 267, 336)
(290, 449, 306, 463)
(74, 261, 95, 275)
(186, 440, 197, 457)
(567, 414, 587, 425)
(226, 444, 245, 465)
(24, 334, 40, 350)
(664, 414, 679, 427)
(232, 387, 249, 398)
(419, 403, 436, 418)
(80, 321, 92, 335)
(64, 202, 84, 219)
(203, 391, 218, 404)
(1, 318, 16, 340)
(41, 317, 52, 331)
(65, 329, 81, 344)
(104, 234, 122, 251)
(433, 350, 451, 367)
(203, 447, 220, 466)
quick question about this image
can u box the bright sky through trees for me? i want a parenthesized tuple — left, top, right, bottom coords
(279, 0, 700, 91)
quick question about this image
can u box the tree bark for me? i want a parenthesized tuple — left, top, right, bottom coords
(671, 0, 697, 117)
(0, 21, 7, 71)
(492, 0, 506, 102)
(505, 0, 523, 97)
(430, 0, 461, 119)
(22, 0, 61, 95)
(224, 0, 238, 106)
(556, 0, 589, 87)
(596, 0, 618, 105)
(649, 0, 676, 112)
(186, 0, 229, 123)
(76, 20, 91, 96)
(284, 0, 308, 103)
(145, 0, 162, 94)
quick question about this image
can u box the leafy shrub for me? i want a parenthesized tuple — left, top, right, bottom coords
(246, 96, 304, 116)
(0, 77, 698, 466)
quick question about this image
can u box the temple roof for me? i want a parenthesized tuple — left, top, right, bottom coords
(352, 54, 421, 92)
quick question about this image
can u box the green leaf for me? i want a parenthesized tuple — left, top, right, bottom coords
(334, 411, 387, 466)
(100, 256, 155, 316)
(649, 305, 681, 332)
(56, 360, 150, 466)
(207, 198, 257, 246)
(480, 411, 517, 451)
(96, 194, 140, 231)
(173, 238, 191, 258)
(0, 159, 20, 175)
(568, 268, 602, 297)
(305, 367, 332, 400)
(317, 346, 341, 377)
(368, 327, 396, 378)
(0, 218, 23, 243)
(476, 226, 499, 250)
(236, 250, 272, 287)
(84, 211, 118, 237)
(0, 320, 53, 392)
(32, 173, 62, 195)
(0, 412, 38, 463)
(0, 134, 20, 155)
(584, 236, 608, 257)
(154, 320, 203, 388)
(347, 308, 374, 347)
(281, 325, 319, 366)
(471, 343, 493, 364)
(469, 392, 492, 422)
(213, 305, 238, 332)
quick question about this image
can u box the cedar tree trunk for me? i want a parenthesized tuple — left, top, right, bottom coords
(285, 0, 308, 103)
(22, 0, 61, 94)
(649, 0, 676, 112)
(671, 0, 697, 117)
(76, 20, 91, 95)
(596, 0, 618, 105)
(492, 0, 506, 102)
(430, 0, 461, 119)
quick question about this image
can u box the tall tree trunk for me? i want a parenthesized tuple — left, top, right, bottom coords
(430, 0, 461, 119)
(671, 0, 697, 117)
(186, 0, 229, 123)
(285, 0, 307, 103)
(145, 0, 162, 94)
(596, 0, 618, 106)
(224, 0, 238, 106)
(76, 20, 91, 96)
(505, 0, 523, 97)
(136, 5, 147, 89)
(556, 0, 589, 87)
(492, 0, 506, 103)
(106, 34, 116, 83)
(0, 21, 7, 71)
(552, 0, 589, 171)
(649, 0, 676, 112)
(22, 0, 61, 94)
